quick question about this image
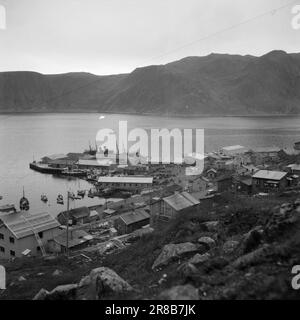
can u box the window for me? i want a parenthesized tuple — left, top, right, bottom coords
(37, 246, 41, 252)
(10, 250, 15, 257)
(0, 246, 4, 253)
(9, 237, 15, 244)
(38, 232, 43, 239)
(0, 233, 4, 240)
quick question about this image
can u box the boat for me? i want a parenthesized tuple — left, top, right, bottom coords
(0, 196, 3, 200)
(77, 190, 85, 197)
(20, 187, 30, 211)
(57, 194, 64, 204)
(41, 194, 48, 202)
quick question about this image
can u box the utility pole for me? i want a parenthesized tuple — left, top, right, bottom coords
(66, 191, 70, 257)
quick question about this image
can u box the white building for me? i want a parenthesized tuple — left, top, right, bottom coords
(0, 211, 61, 259)
(98, 176, 153, 191)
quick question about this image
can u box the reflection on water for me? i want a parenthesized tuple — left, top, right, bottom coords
(0, 113, 299, 217)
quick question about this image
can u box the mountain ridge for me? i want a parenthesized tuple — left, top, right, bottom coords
(1, 50, 300, 115)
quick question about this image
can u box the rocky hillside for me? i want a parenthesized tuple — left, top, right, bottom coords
(1, 50, 300, 115)
(1, 192, 300, 300)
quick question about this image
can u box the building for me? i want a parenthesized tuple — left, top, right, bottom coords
(0, 211, 60, 259)
(215, 174, 233, 192)
(97, 176, 153, 191)
(57, 206, 91, 226)
(76, 159, 110, 170)
(248, 147, 281, 165)
(233, 176, 252, 194)
(48, 229, 93, 253)
(252, 170, 287, 192)
(286, 164, 300, 175)
(157, 191, 200, 219)
(207, 168, 217, 179)
(114, 208, 150, 235)
(221, 145, 247, 156)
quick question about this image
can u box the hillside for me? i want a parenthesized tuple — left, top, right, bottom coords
(1, 51, 300, 115)
(1, 192, 300, 300)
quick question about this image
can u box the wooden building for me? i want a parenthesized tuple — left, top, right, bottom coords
(114, 209, 150, 235)
(252, 170, 287, 192)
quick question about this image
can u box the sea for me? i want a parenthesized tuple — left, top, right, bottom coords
(0, 113, 299, 217)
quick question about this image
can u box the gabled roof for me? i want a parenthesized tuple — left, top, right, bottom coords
(119, 209, 150, 225)
(163, 192, 200, 211)
(53, 229, 92, 248)
(252, 170, 287, 181)
(0, 211, 60, 239)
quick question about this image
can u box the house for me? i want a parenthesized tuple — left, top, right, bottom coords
(286, 164, 300, 175)
(158, 191, 200, 219)
(57, 206, 91, 226)
(48, 158, 76, 169)
(215, 174, 233, 192)
(0, 211, 60, 259)
(97, 176, 153, 192)
(48, 229, 93, 253)
(233, 176, 252, 194)
(41, 154, 68, 163)
(252, 170, 288, 192)
(248, 147, 281, 165)
(114, 208, 150, 235)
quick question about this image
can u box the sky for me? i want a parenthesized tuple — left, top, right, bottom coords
(0, 0, 299, 75)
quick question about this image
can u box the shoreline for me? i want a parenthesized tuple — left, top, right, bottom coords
(1, 110, 300, 119)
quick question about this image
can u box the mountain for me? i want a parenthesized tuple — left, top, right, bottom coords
(1, 50, 300, 115)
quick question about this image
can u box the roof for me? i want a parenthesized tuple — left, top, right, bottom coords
(98, 176, 153, 184)
(252, 170, 287, 181)
(287, 164, 300, 171)
(222, 145, 245, 152)
(48, 159, 76, 165)
(77, 159, 110, 167)
(103, 209, 116, 215)
(53, 229, 92, 248)
(0, 211, 60, 239)
(42, 154, 67, 161)
(251, 147, 280, 153)
(163, 192, 200, 212)
(282, 148, 300, 156)
(119, 209, 150, 225)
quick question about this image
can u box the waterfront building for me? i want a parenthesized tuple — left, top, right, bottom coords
(97, 176, 153, 191)
(252, 170, 287, 192)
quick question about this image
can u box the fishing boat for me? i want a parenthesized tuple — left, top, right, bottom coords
(57, 194, 64, 204)
(77, 190, 85, 197)
(41, 194, 48, 202)
(0, 195, 3, 200)
(20, 187, 30, 211)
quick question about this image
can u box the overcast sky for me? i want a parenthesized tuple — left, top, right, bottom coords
(0, 0, 299, 75)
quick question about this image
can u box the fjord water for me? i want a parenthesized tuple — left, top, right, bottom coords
(0, 113, 299, 216)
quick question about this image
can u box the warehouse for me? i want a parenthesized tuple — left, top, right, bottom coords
(98, 176, 153, 191)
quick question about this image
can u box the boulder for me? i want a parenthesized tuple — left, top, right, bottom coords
(202, 221, 219, 232)
(52, 269, 63, 276)
(223, 240, 239, 254)
(240, 226, 263, 254)
(159, 284, 199, 300)
(189, 253, 210, 265)
(152, 242, 199, 270)
(18, 276, 26, 282)
(46, 284, 78, 300)
(85, 267, 133, 299)
(232, 244, 270, 269)
(33, 288, 49, 300)
(198, 237, 216, 249)
(177, 262, 198, 277)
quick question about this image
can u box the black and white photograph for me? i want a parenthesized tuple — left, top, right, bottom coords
(0, 0, 300, 305)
